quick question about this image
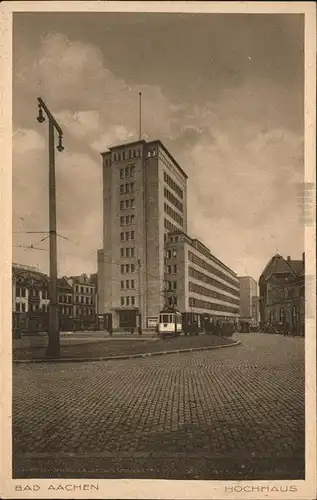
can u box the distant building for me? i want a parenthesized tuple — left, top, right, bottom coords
(12, 266, 98, 333)
(238, 276, 259, 326)
(12, 264, 49, 333)
(259, 253, 305, 334)
(163, 231, 240, 320)
(66, 274, 97, 330)
(98, 139, 188, 330)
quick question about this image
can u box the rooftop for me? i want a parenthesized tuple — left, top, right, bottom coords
(101, 138, 188, 179)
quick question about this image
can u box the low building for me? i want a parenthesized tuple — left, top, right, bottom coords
(259, 253, 305, 335)
(58, 277, 74, 331)
(12, 264, 49, 333)
(164, 231, 240, 322)
(66, 274, 97, 330)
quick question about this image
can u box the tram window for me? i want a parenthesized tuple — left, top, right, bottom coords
(161, 314, 169, 323)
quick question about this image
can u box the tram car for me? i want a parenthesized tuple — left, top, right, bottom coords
(158, 308, 182, 338)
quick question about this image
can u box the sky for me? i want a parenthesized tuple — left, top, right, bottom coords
(12, 12, 305, 281)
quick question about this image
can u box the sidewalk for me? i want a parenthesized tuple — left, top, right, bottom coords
(13, 334, 238, 362)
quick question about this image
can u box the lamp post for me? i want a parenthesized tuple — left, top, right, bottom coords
(37, 97, 64, 358)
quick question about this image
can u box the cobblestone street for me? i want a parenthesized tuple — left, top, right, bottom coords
(12, 333, 305, 480)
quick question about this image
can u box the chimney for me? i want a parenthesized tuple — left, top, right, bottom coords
(302, 252, 305, 262)
(287, 255, 291, 262)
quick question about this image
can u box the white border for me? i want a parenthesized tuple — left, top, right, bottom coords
(0, 2, 316, 499)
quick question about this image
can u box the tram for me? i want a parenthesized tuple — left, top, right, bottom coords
(158, 308, 182, 337)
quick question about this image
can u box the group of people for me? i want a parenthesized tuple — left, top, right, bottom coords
(261, 321, 301, 337)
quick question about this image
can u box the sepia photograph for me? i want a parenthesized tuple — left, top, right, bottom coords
(0, 1, 316, 499)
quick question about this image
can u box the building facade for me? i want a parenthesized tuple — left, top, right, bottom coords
(67, 274, 97, 330)
(164, 231, 240, 320)
(259, 253, 305, 335)
(12, 266, 98, 333)
(239, 276, 259, 326)
(98, 139, 188, 329)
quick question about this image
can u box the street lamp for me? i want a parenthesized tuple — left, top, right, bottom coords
(37, 97, 64, 358)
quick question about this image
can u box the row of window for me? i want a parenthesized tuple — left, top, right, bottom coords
(120, 183, 135, 195)
(75, 295, 94, 305)
(164, 187, 184, 213)
(188, 282, 240, 306)
(188, 297, 239, 314)
(16, 288, 49, 299)
(188, 251, 239, 289)
(166, 265, 177, 274)
(120, 296, 136, 306)
(120, 198, 135, 211)
(269, 306, 300, 323)
(75, 285, 94, 294)
(166, 281, 177, 291)
(120, 231, 135, 241)
(60, 306, 73, 316)
(121, 263, 136, 274)
(120, 214, 135, 226)
(166, 248, 177, 259)
(114, 149, 141, 162)
(75, 307, 95, 317)
(120, 247, 135, 258)
(188, 267, 240, 298)
(15, 302, 26, 312)
(164, 203, 184, 227)
(164, 218, 179, 234)
(167, 296, 177, 307)
(163, 171, 183, 200)
(59, 295, 72, 304)
(120, 165, 135, 179)
(121, 279, 135, 290)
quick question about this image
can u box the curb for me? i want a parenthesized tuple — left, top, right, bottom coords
(13, 340, 241, 364)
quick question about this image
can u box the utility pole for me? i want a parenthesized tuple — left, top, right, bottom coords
(137, 258, 142, 335)
(37, 97, 64, 358)
(138, 92, 142, 140)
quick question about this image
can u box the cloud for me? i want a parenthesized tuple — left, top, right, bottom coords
(13, 31, 304, 279)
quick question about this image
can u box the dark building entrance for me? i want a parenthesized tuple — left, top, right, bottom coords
(119, 310, 137, 328)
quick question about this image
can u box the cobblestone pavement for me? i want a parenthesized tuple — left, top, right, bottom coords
(12, 333, 305, 480)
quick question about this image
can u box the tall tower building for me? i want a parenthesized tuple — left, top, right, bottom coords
(98, 139, 188, 330)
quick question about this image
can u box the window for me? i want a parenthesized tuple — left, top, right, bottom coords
(121, 297, 125, 306)
(125, 199, 129, 209)
(130, 183, 134, 193)
(125, 166, 129, 177)
(120, 184, 124, 194)
(131, 264, 135, 273)
(121, 265, 124, 274)
(126, 215, 129, 225)
(126, 297, 130, 306)
(120, 201, 124, 210)
(125, 264, 129, 273)
(125, 184, 129, 194)
(125, 248, 129, 257)
(130, 165, 135, 177)
(173, 265, 177, 274)
(173, 281, 177, 290)
(131, 280, 135, 289)
(130, 215, 135, 225)
(120, 216, 124, 226)
(120, 248, 124, 257)
(16, 287, 21, 297)
(131, 247, 135, 257)
(120, 168, 124, 179)
(125, 232, 130, 241)
(131, 296, 135, 306)
(21, 302, 26, 312)
(131, 231, 135, 240)
(166, 250, 171, 259)
(167, 265, 171, 274)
